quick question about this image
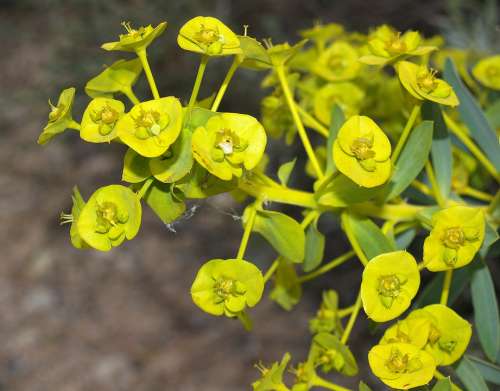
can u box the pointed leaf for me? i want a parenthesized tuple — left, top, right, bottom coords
(454, 356, 489, 391)
(278, 158, 296, 186)
(303, 221, 325, 272)
(468, 355, 500, 385)
(144, 181, 185, 224)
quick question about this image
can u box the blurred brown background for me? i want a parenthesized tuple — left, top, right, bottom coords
(0, 0, 498, 390)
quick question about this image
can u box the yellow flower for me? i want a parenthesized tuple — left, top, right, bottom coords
(360, 25, 436, 66)
(115, 97, 183, 158)
(177, 16, 241, 56)
(396, 61, 459, 106)
(407, 304, 472, 365)
(333, 116, 392, 188)
(380, 317, 432, 349)
(80, 98, 124, 143)
(313, 82, 365, 125)
(299, 22, 344, 47)
(311, 41, 361, 81)
(368, 342, 435, 389)
(361, 251, 420, 323)
(102, 22, 167, 52)
(423, 206, 485, 271)
(472, 55, 500, 90)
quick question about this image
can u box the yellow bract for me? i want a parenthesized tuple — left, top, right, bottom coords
(380, 317, 432, 349)
(81, 98, 124, 143)
(333, 115, 392, 188)
(313, 83, 365, 125)
(472, 55, 500, 90)
(397, 61, 459, 106)
(361, 251, 420, 322)
(312, 41, 361, 81)
(102, 22, 167, 52)
(177, 16, 241, 56)
(423, 206, 485, 271)
(407, 304, 472, 365)
(368, 342, 435, 389)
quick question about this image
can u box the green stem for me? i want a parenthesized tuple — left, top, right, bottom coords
(136, 177, 154, 199)
(68, 120, 81, 130)
(440, 269, 453, 305)
(315, 170, 339, 194)
(350, 202, 425, 222)
(444, 113, 499, 182)
(298, 251, 355, 283)
(275, 65, 324, 179)
(392, 104, 421, 163)
(488, 189, 500, 214)
(211, 56, 240, 112)
(312, 375, 351, 391)
(188, 55, 209, 108)
(238, 177, 317, 209)
(263, 259, 279, 283)
(295, 104, 329, 137)
(343, 216, 369, 266)
(425, 161, 446, 207)
(237, 310, 253, 331)
(341, 293, 362, 344)
(338, 305, 355, 318)
(237, 203, 257, 259)
(459, 186, 493, 202)
(136, 49, 160, 100)
(122, 87, 140, 105)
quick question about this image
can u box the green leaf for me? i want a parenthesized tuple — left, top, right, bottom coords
(122, 148, 151, 183)
(150, 127, 193, 183)
(325, 104, 345, 175)
(144, 181, 185, 224)
(277, 158, 296, 186)
(468, 355, 500, 385)
(432, 378, 452, 391)
(422, 102, 452, 198)
(303, 221, 325, 272)
(358, 381, 373, 391)
(479, 221, 499, 258)
(485, 100, 500, 130)
(238, 35, 272, 70)
(454, 356, 489, 391)
(183, 107, 219, 131)
(382, 120, 434, 201)
(252, 209, 305, 263)
(341, 212, 395, 260)
(471, 259, 500, 362)
(316, 174, 381, 207)
(395, 227, 417, 250)
(269, 258, 302, 310)
(444, 58, 500, 171)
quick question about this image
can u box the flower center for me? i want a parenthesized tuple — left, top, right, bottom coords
(386, 32, 406, 54)
(195, 24, 221, 45)
(48, 101, 65, 122)
(386, 348, 422, 374)
(319, 349, 345, 371)
(442, 227, 465, 249)
(90, 105, 120, 136)
(120, 21, 144, 40)
(350, 137, 375, 160)
(214, 278, 235, 298)
(133, 108, 169, 139)
(328, 55, 344, 69)
(417, 68, 439, 93)
(378, 274, 406, 308)
(95, 201, 129, 234)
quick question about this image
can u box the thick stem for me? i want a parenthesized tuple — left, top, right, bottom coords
(211, 57, 240, 112)
(275, 65, 324, 179)
(188, 55, 209, 108)
(137, 49, 160, 100)
(440, 269, 453, 305)
(341, 293, 362, 344)
(392, 104, 421, 163)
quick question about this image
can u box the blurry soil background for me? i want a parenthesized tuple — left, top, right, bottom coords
(0, 0, 498, 390)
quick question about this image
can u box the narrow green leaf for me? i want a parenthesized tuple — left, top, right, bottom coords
(454, 356, 489, 391)
(269, 258, 302, 310)
(422, 102, 452, 198)
(444, 58, 500, 171)
(358, 381, 373, 391)
(395, 227, 417, 250)
(277, 158, 296, 186)
(382, 121, 434, 200)
(485, 100, 500, 130)
(252, 210, 305, 263)
(144, 181, 186, 224)
(341, 212, 395, 260)
(325, 104, 345, 174)
(479, 221, 499, 258)
(471, 260, 500, 362)
(303, 221, 325, 272)
(468, 355, 500, 385)
(432, 378, 452, 391)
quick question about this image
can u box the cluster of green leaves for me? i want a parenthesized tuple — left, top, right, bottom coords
(39, 15, 499, 391)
